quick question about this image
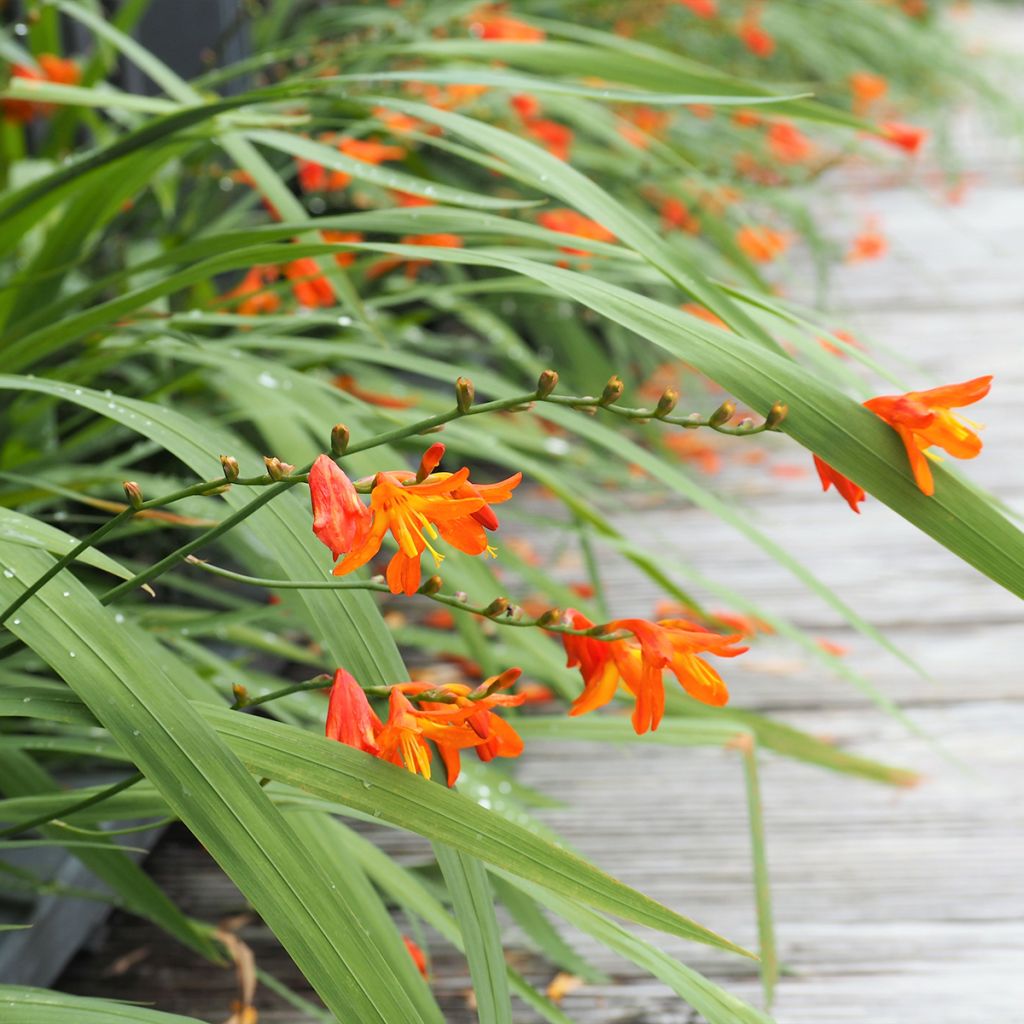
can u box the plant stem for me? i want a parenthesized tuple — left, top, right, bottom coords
(185, 558, 633, 642)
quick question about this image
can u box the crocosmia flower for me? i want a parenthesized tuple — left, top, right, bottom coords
(736, 225, 789, 262)
(3, 54, 79, 123)
(863, 376, 992, 496)
(813, 455, 866, 513)
(325, 668, 383, 753)
(468, 7, 545, 40)
(559, 610, 746, 734)
(309, 455, 372, 560)
(309, 443, 521, 595)
(814, 375, 992, 509)
(537, 210, 616, 258)
(878, 121, 927, 155)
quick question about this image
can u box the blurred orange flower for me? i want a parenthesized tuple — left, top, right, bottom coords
(537, 210, 616, 257)
(878, 121, 928, 154)
(284, 257, 336, 307)
(736, 225, 789, 262)
(846, 219, 888, 263)
(767, 120, 814, 163)
(674, 0, 718, 16)
(2, 54, 79, 122)
(849, 72, 888, 114)
(468, 7, 545, 40)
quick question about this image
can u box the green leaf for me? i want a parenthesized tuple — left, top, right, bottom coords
(0, 508, 144, 586)
(0, 986, 206, 1024)
(434, 843, 513, 1024)
(0, 375, 405, 687)
(496, 874, 775, 1024)
(199, 702, 753, 957)
(0, 541, 448, 1023)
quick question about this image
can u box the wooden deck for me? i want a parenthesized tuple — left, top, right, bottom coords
(54, 11, 1024, 1023)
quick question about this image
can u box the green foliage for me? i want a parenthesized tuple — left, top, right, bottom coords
(0, 1, 1015, 1020)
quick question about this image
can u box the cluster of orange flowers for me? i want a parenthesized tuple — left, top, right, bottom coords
(309, 442, 521, 595)
(326, 667, 525, 785)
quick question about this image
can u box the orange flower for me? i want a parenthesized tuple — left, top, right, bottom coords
(333, 374, 416, 408)
(863, 376, 992, 495)
(325, 668, 382, 753)
(309, 455, 372, 560)
(819, 327, 863, 358)
(736, 225, 789, 262)
(687, 103, 715, 120)
(878, 121, 927, 155)
(403, 937, 429, 978)
(849, 72, 888, 115)
(625, 105, 670, 138)
(309, 137, 406, 191)
(660, 197, 700, 233)
(367, 233, 464, 280)
(2, 54, 79, 122)
(739, 12, 775, 57)
(537, 210, 616, 257)
(297, 157, 329, 193)
(767, 120, 814, 163)
(664, 432, 722, 475)
(813, 455, 866, 513)
(674, 0, 718, 16)
(524, 118, 573, 160)
(559, 610, 746, 734)
(313, 443, 521, 595)
(732, 108, 762, 128)
(284, 257, 336, 307)
(510, 93, 541, 120)
(373, 106, 422, 134)
(375, 689, 484, 780)
(321, 230, 364, 268)
(680, 302, 729, 330)
(404, 669, 526, 785)
(846, 219, 887, 263)
(225, 266, 281, 316)
(391, 190, 435, 207)
(341, 137, 406, 165)
(468, 7, 545, 41)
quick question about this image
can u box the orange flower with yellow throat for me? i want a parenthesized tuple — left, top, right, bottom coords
(814, 376, 992, 508)
(325, 667, 525, 785)
(308, 443, 521, 595)
(559, 610, 747, 734)
(863, 376, 992, 496)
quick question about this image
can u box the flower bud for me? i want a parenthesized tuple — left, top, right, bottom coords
(454, 590, 468, 604)
(416, 442, 445, 482)
(330, 424, 350, 456)
(655, 387, 679, 418)
(232, 683, 250, 708)
(264, 456, 295, 481)
(765, 401, 788, 429)
(482, 597, 510, 618)
(536, 369, 559, 398)
(220, 455, 240, 482)
(419, 575, 443, 596)
(123, 481, 144, 510)
(708, 400, 736, 428)
(455, 376, 475, 413)
(535, 607, 564, 627)
(600, 375, 624, 406)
